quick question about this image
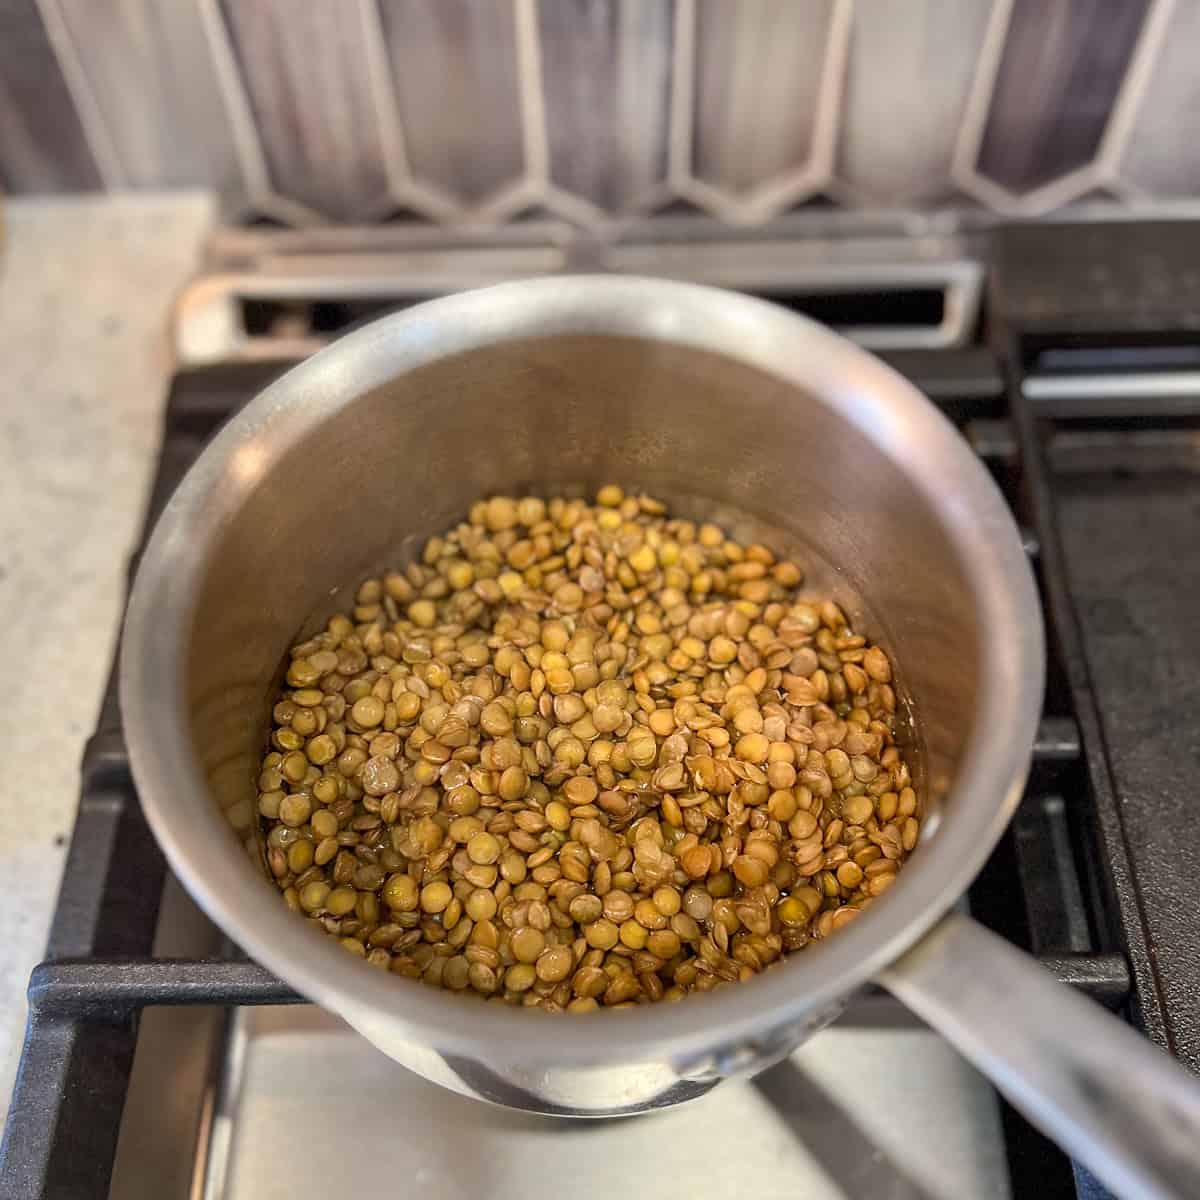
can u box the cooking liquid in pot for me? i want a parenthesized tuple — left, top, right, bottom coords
(254, 487, 919, 1010)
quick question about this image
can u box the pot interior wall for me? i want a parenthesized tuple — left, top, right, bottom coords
(185, 334, 979, 866)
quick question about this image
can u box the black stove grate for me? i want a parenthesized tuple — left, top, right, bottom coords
(6, 223, 1200, 1198)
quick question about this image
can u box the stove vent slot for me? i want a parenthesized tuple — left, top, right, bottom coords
(173, 255, 983, 365)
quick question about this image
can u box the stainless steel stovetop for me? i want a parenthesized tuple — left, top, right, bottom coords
(12, 215, 1199, 1200)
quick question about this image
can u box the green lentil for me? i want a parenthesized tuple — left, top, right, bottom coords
(257, 487, 919, 1008)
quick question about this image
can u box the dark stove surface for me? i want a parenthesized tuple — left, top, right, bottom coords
(3, 221, 1200, 1200)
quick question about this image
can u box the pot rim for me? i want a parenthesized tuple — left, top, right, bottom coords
(120, 275, 1044, 1067)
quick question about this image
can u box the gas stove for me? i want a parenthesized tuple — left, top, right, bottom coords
(3, 218, 1198, 1200)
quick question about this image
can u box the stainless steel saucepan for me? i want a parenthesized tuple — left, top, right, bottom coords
(121, 277, 1200, 1198)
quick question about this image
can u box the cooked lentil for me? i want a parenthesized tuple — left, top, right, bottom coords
(258, 488, 919, 1010)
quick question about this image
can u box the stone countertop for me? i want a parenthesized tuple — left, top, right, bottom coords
(0, 193, 213, 1131)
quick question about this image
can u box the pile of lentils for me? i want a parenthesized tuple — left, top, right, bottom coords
(257, 487, 918, 1011)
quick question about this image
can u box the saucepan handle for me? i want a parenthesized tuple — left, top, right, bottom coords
(878, 911, 1200, 1200)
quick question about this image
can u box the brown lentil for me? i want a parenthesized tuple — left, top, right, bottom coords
(258, 487, 920, 1011)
